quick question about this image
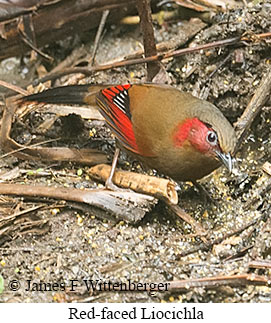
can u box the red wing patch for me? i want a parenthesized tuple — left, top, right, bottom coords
(96, 84, 140, 154)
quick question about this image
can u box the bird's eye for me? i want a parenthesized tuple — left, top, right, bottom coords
(206, 131, 217, 146)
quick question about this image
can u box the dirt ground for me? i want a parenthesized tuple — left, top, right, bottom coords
(1, 1, 271, 303)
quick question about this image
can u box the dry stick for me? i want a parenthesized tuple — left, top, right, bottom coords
(243, 163, 271, 211)
(136, 0, 160, 81)
(167, 203, 207, 238)
(175, 214, 265, 259)
(32, 37, 238, 84)
(249, 259, 271, 269)
(0, 97, 107, 165)
(0, 138, 59, 159)
(36, 104, 103, 120)
(234, 66, 271, 153)
(75, 274, 270, 294)
(0, 183, 156, 223)
(0, 205, 45, 223)
(88, 164, 178, 204)
(0, 0, 138, 59)
(163, 274, 270, 292)
(0, 204, 48, 242)
(35, 32, 271, 85)
(124, 18, 206, 60)
(18, 26, 53, 61)
(90, 9, 110, 66)
(49, 45, 88, 75)
(0, 80, 28, 96)
(120, 9, 179, 26)
(0, 0, 48, 9)
(263, 161, 271, 176)
(18, 13, 54, 61)
(250, 215, 271, 260)
(89, 165, 208, 235)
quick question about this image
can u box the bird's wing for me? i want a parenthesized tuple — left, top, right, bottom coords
(96, 84, 140, 154)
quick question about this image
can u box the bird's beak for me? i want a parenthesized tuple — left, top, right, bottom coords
(215, 151, 233, 173)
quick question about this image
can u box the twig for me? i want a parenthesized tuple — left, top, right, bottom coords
(234, 66, 271, 153)
(90, 9, 110, 66)
(35, 104, 103, 120)
(88, 164, 178, 204)
(34, 32, 271, 86)
(49, 45, 88, 75)
(175, 214, 265, 259)
(167, 203, 207, 238)
(124, 18, 206, 60)
(249, 259, 271, 269)
(244, 163, 271, 211)
(250, 215, 271, 259)
(0, 0, 139, 59)
(0, 204, 45, 222)
(262, 161, 271, 176)
(0, 183, 157, 223)
(0, 0, 48, 9)
(0, 80, 28, 95)
(0, 138, 59, 159)
(0, 96, 107, 165)
(18, 13, 54, 61)
(164, 274, 271, 291)
(136, 0, 160, 80)
(0, 203, 49, 245)
(70, 274, 271, 294)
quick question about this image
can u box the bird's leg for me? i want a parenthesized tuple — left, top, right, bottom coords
(105, 147, 122, 191)
(105, 147, 134, 192)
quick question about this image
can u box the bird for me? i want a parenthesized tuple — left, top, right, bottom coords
(21, 83, 237, 189)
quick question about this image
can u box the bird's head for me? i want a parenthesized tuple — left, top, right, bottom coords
(173, 117, 235, 172)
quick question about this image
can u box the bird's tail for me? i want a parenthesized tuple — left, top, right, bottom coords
(19, 84, 109, 106)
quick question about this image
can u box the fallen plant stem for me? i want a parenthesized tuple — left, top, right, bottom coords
(167, 203, 207, 238)
(88, 163, 178, 204)
(0, 97, 107, 165)
(249, 259, 271, 269)
(69, 274, 271, 295)
(0, 80, 28, 96)
(90, 9, 110, 66)
(234, 66, 271, 152)
(33, 32, 271, 85)
(0, 183, 157, 223)
(175, 214, 265, 259)
(136, 0, 160, 80)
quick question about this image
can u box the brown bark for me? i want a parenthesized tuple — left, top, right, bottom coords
(136, 0, 160, 80)
(0, 96, 108, 165)
(0, 0, 141, 60)
(0, 183, 157, 223)
(88, 163, 178, 204)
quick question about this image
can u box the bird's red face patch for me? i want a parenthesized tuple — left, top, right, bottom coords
(173, 118, 220, 155)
